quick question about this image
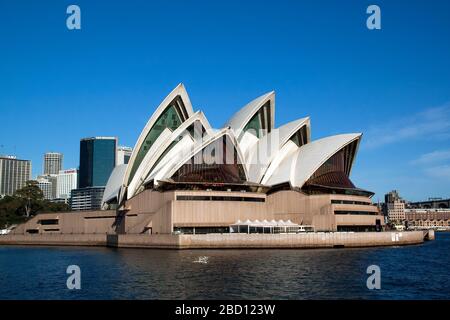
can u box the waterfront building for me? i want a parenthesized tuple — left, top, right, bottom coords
(70, 186, 105, 211)
(117, 146, 132, 165)
(0, 156, 32, 196)
(387, 200, 405, 223)
(100, 84, 382, 233)
(405, 208, 450, 230)
(56, 169, 78, 199)
(12, 84, 385, 235)
(43, 152, 63, 175)
(36, 177, 53, 200)
(384, 190, 406, 223)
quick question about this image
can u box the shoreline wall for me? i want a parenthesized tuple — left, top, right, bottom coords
(0, 234, 106, 247)
(0, 231, 428, 249)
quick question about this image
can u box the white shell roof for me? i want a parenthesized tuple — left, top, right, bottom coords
(260, 140, 299, 184)
(292, 133, 361, 188)
(265, 133, 362, 188)
(277, 117, 311, 146)
(125, 127, 173, 199)
(246, 117, 310, 183)
(145, 134, 197, 187)
(126, 111, 211, 199)
(262, 146, 299, 186)
(122, 83, 194, 193)
(102, 85, 367, 208)
(224, 91, 275, 137)
(160, 128, 249, 183)
(102, 164, 127, 207)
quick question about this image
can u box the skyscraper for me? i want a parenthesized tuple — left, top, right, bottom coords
(79, 137, 117, 188)
(37, 174, 57, 199)
(56, 169, 78, 199)
(117, 146, 132, 165)
(37, 177, 53, 200)
(71, 137, 116, 211)
(0, 155, 32, 196)
(43, 152, 63, 175)
(385, 190, 401, 204)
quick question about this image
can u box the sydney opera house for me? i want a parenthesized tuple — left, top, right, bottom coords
(13, 84, 383, 236)
(101, 84, 383, 234)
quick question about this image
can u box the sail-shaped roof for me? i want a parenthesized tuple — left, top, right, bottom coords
(102, 85, 369, 208)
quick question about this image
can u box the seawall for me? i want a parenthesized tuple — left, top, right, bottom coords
(0, 231, 430, 249)
(0, 234, 106, 247)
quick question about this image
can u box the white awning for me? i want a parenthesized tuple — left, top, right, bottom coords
(230, 219, 299, 227)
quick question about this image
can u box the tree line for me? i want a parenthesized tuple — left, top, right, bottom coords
(0, 180, 69, 229)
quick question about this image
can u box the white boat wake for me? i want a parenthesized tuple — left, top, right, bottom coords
(193, 256, 209, 264)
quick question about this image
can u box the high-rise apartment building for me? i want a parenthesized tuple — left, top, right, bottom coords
(0, 156, 32, 196)
(387, 200, 406, 223)
(117, 146, 132, 165)
(385, 190, 401, 204)
(384, 190, 406, 223)
(43, 152, 63, 175)
(37, 177, 53, 200)
(56, 169, 78, 199)
(37, 174, 57, 200)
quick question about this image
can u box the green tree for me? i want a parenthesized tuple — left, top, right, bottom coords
(14, 180, 44, 217)
(42, 200, 70, 212)
(0, 181, 70, 228)
(0, 195, 27, 229)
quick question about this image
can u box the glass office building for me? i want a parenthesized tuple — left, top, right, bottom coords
(79, 137, 117, 188)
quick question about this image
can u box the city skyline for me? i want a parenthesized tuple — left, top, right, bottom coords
(1, 0, 450, 202)
(0, 0, 449, 305)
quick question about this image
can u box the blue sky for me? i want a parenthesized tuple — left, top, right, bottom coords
(0, 0, 449, 202)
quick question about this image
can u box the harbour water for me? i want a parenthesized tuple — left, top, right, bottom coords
(0, 232, 449, 300)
